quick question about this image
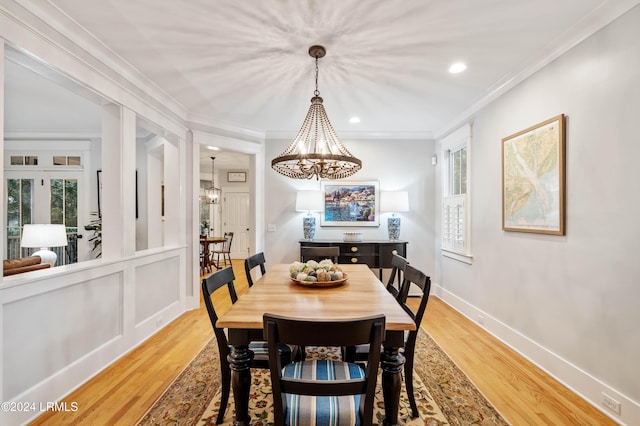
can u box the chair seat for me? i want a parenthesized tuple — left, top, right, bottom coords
(246, 341, 291, 362)
(282, 359, 365, 426)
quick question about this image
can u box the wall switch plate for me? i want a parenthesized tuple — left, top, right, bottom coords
(267, 224, 276, 232)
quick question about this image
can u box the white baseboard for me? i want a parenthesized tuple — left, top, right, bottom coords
(433, 284, 638, 426)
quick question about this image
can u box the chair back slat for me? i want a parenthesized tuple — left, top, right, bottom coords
(244, 252, 266, 287)
(386, 253, 409, 300)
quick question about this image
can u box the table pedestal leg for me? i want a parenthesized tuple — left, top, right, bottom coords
(228, 344, 253, 426)
(381, 345, 404, 426)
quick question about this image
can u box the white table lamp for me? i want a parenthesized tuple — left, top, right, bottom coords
(380, 191, 409, 240)
(20, 224, 68, 267)
(296, 190, 323, 240)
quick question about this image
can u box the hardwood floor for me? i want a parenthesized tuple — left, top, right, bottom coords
(31, 261, 613, 425)
(417, 298, 614, 425)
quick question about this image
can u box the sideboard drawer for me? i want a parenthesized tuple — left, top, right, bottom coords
(336, 243, 376, 255)
(338, 255, 376, 268)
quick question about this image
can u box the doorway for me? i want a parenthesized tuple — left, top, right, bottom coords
(222, 191, 249, 259)
(198, 148, 251, 259)
(5, 170, 84, 264)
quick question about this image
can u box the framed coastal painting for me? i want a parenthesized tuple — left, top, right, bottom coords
(320, 181, 379, 227)
(502, 114, 565, 235)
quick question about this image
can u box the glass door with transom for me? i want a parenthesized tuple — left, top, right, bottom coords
(5, 170, 84, 265)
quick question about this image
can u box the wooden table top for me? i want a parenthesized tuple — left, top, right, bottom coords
(216, 264, 416, 331)
(201, 236, 227, 244)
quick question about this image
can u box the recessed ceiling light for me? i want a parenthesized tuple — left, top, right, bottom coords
(207, 146, 220, 151)
(349, 116, 361, 124)
(448, 62, 467, 74)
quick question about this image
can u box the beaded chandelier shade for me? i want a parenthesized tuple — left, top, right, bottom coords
(271, 45, 362, 180)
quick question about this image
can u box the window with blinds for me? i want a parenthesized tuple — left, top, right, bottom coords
(442, 194, 465, 252)
(440, 125, 472, 263)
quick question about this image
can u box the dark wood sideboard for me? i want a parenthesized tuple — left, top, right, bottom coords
(299, 239, 407, 280)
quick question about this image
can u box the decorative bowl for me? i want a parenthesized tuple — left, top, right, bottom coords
(290, 274, 348, 288)
(343, 232, 363, 242)
(288, 259, 346, 288)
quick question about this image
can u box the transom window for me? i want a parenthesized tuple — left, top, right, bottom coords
(10, 155, 38, 166)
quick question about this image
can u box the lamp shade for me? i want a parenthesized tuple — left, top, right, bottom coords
(296, 190, 324, 212)
(20, 224, 68, 267)
(21, 224, 68, 248)
(380, 191, 409, 213)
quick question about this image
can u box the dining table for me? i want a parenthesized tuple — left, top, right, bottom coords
(216, 263, 416, 426)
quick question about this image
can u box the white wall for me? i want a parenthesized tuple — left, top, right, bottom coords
(135, 136, 149, 251)
(265, 138, 436, 278)
(435, 5, 640, 424)
(1, 7, 193, 426)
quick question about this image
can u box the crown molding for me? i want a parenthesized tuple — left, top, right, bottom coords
(435, 0, 640, 140)
(266, 130, 433, 141)
(4, 130, 101, 140)
(5, 139, 91, 151)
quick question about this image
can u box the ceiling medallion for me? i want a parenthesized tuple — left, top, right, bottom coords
(271, 45, 362, 180)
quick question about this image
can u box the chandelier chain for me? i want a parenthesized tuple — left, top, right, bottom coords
(314, 54, 320, 97)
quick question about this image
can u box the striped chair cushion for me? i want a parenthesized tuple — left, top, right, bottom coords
(229, 342, 291, 362)
(249, 341, 270, 361)
(282, 359, 365, 426)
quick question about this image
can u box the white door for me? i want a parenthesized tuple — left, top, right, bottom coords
(5, 170, 85, 264)
(222, 191, 249, 259)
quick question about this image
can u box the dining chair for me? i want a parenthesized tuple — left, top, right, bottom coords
(386, 253, 409, 300)
(212, 232, 234, 269)
(350, 264, 431, 419)
(396, 264, 431, 418)
(300, 245, 339, 263)
(343, 253, 409, 361)
(264, 313, 385, 426)
(202, 266, 292, 424)
(244, 251, 266, 287)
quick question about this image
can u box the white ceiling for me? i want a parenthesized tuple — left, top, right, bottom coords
(4, 0, 639, 167)
(42, 0, 637, 136)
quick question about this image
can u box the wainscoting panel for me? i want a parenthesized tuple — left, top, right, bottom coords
(2, 272, 123, 400)
(134, 256, 181, 325)
(0, 247, 188, 425)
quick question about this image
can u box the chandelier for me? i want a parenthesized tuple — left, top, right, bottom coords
(271, 45, 361, 180)
(205, 156, 221, 204)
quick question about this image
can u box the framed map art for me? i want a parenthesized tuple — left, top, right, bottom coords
(502, 114, 565, 235)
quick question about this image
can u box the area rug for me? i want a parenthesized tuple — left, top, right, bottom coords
(138, 329, 509, 425)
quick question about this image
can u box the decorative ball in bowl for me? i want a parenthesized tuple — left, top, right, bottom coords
(289, 260, 348, 288)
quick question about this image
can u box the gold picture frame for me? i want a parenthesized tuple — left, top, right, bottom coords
(502, 114, 565, 235)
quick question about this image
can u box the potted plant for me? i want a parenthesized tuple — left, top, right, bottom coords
(84, 212, 102, 258)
